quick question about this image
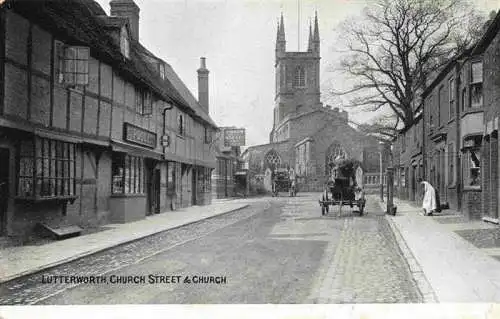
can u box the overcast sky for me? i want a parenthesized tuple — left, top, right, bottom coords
(96, 0, 499, 147)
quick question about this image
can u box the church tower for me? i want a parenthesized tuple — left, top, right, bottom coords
(271, 12, 322, 143)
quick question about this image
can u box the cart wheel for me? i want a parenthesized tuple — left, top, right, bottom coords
(359, 203, 365, 216)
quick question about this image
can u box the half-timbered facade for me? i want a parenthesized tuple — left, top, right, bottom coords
(0, 0, 217, 240)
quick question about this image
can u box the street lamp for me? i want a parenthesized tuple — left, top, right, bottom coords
(379, 141, 384, 202)
(386, 143, 395, 215)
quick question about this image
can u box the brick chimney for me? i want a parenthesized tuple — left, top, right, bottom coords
(197, 57, 209, 114)
(110, 0, 140, 40)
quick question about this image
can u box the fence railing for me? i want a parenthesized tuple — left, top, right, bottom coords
(364, 172, 386, 186)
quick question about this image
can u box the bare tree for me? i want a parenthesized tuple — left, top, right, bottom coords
(349, 114, 400, 141)
(334, 0, 486, 130)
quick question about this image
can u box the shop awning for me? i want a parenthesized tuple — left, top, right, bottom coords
(35, 128, 84, 144)
(111, 140, 163, 160)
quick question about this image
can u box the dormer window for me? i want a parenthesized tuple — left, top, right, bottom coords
(159, 63, 166, 80)
(120, 26, 130, 59)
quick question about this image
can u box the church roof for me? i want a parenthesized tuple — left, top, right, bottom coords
(242, 140, 292, 158)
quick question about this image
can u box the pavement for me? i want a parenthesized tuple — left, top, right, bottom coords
(0, 193, 422, 305)
(308, 196, 421, 304)
(379, 196, 500, 302)
(0, 200, 250, 284)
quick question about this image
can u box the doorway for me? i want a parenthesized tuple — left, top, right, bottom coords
(191, 166, 197, 205)
(0, 148, 9, 236)
(150, 168, 161, 214)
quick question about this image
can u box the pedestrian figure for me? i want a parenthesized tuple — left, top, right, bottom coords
(420, 180, 437, 216)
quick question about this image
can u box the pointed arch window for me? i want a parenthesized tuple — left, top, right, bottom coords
(264, 150, 282, 170)
(294, 66, 305, 87)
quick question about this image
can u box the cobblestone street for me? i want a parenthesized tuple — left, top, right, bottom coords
(311, 199, 422, 303)
(0, 194, 422, 304)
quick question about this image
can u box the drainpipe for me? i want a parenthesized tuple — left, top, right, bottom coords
(456, 60, 464, 211)
(162, 103, 174, 208)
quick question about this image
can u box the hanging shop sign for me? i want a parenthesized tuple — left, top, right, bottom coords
(123, 123, 157, 149)
(224, 128, 246, 147)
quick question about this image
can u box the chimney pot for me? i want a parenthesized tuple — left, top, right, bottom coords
(197, 57, 209, 114)
(110, 0, 140, 40)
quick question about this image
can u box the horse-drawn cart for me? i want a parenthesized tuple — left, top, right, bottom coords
(319, 159, 365, 216)
(272, 168, 297, 197)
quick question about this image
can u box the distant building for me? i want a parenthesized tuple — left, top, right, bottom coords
(212, 127, 246, 199)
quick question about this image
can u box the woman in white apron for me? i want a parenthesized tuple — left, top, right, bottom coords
(421, 181, 437, 216)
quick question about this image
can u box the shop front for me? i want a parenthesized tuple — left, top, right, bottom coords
(461, 135, 482, 219)
(109, 123, 162, 223)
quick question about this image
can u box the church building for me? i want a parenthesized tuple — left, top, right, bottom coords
(242, 13, 381, 193)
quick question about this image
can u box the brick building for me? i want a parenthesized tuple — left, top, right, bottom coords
(392, 11, 500, 220)
(473, 10, 500, 223)
(393, 111, 424, 204)
(243, 13, 381, 193)
(211, 127, 246, 199)
(0, 0, 217, 240)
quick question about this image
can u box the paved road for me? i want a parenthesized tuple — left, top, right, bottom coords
(0, 194, 422, 304)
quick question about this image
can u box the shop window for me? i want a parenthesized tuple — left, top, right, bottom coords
(470, 61, 483, 108)
(464, 150, 481, 188)
(112, 153, 144, 195)
(201, 167, 211, 192)
(167, 162, 175, 194)
(17, 137, 76, 199)
(135, 88, 152, 116)
(463, 137, 482, 189)
(54, 41, 90, 87)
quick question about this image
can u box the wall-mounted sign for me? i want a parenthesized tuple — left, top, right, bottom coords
(123, 123, 157, 149)
(464, 135, 482, 148)
(224, 128, 246, 147)
(161, 135, 171, 147)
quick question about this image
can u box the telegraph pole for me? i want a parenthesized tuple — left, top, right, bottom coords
(297, 0, 300, 51)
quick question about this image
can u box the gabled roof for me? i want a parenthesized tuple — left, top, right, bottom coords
(134, 44, 217, 128)
(422, 48, 473, 98)
(163, 63, 217, 128)
(10, 0, 207, 121)
(96, 15, 128, 29)
(473, 11, 500, 55)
